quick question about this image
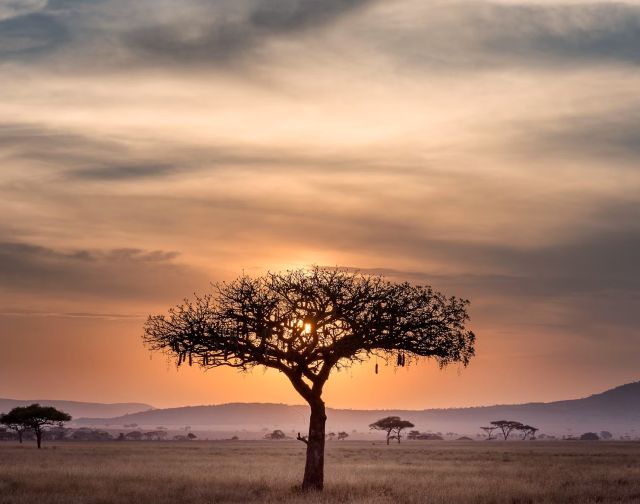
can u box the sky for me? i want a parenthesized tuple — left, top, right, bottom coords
(1, 0, 639, 410)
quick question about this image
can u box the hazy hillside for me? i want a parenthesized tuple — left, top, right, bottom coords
(75, 382, 640, 437)
(0, 399, 153, 419)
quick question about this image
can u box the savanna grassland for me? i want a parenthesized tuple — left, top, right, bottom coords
(1, 441, 639, 504)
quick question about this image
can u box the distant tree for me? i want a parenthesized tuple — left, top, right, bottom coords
(187, 432, 197, 440)
(70, 428, 112, 441)
(480, 426, 498, 440)
(369, 416, 415, 445)
(518, 425, 539, 440)
(45, 426, 69, 441)
(337, 432, 349, 441)
(407, 430, 422, 440)
(173, 435, 188, 441)
(0, 404, 71, 449)
(143, 430, 168, 441)
(231, 435, 239, 440)
(124, 431, 143, 441)
(326, 432, 336, 441)
(600, 431, 613, 440)
(417, 433, 444, 440)
(580, 432, 600, 441)
(143, 267, 475, 490)
(0, 410, 29, 443)
(0, 426, 18, 441)
(265, 429, 287, 440)
(490, 420, 524, 441)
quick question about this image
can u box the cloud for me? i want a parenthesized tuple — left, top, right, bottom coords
(360, 2, 640, 70)
(6, 0, 640, 72)
(70, 164, 177, 181)
(358, 226, 640, 297)
(343, 221, 640, 334)
(0, 308, 145, 319)
(0, 122, 432, 183)
(0, 0, 47, 21)
(517, 105, 640, 162)
(126, 0, 371, 66)
(0, 0, 373, 69)
(0, 241, 204, 301)
(0, 11, 68, 57)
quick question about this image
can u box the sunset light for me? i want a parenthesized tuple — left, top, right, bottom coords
(1, 0, 639, 500)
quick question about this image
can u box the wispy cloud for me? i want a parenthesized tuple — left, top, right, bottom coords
(0, 241, 203, 301)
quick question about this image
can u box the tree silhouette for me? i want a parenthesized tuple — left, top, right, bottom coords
(369, 416, 415, 445)
(0, 410, 29, 443)
(480, 426, 499, 440)
(265, 429, 286, 440)
(337, 431, 349, 441)
(490, 420, 523, 440)
(1, 404, 71, 448)
(143, 267, 475, 490)
(519, 425, 538, 440)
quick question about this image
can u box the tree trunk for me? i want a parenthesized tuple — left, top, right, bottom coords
(17, 431, 23, 444)
(35, 428, 42, 449)
(302, 399, 326, 491)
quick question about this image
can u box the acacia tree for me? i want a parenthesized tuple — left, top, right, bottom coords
(480, 426, 499, 440)
(490, 420, 523, 441)
(143, 267, 475, 491)
(0, 410, 28, 443)
(519, 425, 538, 440)
(1, 404, 71, 448)
(369, 416, 415, 445)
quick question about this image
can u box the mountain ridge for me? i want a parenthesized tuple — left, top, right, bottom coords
(0, 398, 153, 419)
(70, 381, 640, 436)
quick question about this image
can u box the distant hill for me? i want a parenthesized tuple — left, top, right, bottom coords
(75, 381, 640, 437)
(0, 398, 153, 419)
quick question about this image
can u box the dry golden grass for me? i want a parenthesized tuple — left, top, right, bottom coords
(1, 441, 639, 503)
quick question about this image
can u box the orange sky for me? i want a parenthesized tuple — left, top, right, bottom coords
(1, 0, 639, 409)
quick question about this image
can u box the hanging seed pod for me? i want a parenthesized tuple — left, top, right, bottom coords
(375, 363, 379, 375)
(397, 353, 402, 366)
(189, 352, 193, 367)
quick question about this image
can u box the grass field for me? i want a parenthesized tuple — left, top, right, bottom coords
(1, 441, 639, 503)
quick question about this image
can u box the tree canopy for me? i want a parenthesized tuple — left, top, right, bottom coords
(143, 266, 475, 490)
(369, 416, 415, 444)
(0, 404, 71, 448)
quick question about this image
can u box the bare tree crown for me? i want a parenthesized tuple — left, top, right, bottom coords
(144, 267, 475, 403)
